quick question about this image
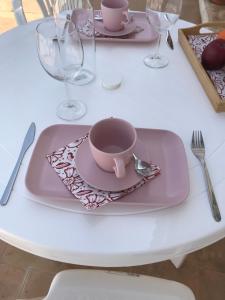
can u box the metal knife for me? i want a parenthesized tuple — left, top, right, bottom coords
(167, 30, 174, 50)
(0, 122, 36, 206)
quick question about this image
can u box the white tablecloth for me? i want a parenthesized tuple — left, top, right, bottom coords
(0, 19, 225, 267)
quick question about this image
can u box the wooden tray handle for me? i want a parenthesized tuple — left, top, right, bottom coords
(181, 21, 225, 35)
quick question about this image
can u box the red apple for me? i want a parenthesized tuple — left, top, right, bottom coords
(201, 39, 225, 70)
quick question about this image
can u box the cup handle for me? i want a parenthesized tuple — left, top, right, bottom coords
(121, 11, 129, 26)
(113, 158, 126, 178)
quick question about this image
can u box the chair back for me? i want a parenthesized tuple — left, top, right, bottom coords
(12, 0, 53, 25)
(43, 270, 196, 300)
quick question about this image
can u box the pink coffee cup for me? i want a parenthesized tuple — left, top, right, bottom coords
(89, 117, 137, 178)
(101, 0, 129, 32)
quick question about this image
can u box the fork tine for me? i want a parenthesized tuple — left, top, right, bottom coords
(200, 131, 205, 148)
(197, 130, 201, 148)
(194, 130, 198, 148)
(196, 131, 199, 148)
(198, 131, 201, 148)
(191, 131, 195, 148)
(194, 131, 197, 147)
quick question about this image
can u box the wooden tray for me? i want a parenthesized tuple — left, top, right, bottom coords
(178, 22, 225, 112)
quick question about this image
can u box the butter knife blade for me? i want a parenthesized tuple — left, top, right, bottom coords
(0, 122, 36, 206)
(167, 30, 174, 50)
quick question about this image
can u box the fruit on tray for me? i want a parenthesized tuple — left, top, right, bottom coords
(217, 30, 225, 40)
(210, 0, 225, 4)
(201, 39, 225, 70)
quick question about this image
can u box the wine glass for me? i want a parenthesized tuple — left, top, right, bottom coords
(52, 0, 96, 86)
(144, 0, 182, 68)
(36, 18, 86, 121)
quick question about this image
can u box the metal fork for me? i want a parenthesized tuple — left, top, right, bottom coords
(191, 131, 221, 222)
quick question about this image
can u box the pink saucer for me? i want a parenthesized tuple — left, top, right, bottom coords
(95, 20, 137, 37)
(75, 139, 141, 192)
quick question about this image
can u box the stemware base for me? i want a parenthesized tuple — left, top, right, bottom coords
(56, 100, 86, 121)
(144, 55, 169, 69)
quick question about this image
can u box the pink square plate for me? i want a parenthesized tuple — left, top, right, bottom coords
(73, 10, 158, 43)
(94, 11, 158, 43)
(25, 124, 190, 209)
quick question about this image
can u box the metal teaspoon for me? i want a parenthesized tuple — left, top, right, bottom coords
(133, 153, 153, 177)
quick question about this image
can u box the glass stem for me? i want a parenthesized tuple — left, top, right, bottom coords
(154, 33, 161, 59)
(64, 81, 71, 107)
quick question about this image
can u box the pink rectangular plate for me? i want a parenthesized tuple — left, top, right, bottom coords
(94, 11, 157, 43)
(25, 125, 189, 210)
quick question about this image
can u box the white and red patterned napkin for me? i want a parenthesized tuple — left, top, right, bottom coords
(188, 34, 225, 100)
(46, 135, 160, 210)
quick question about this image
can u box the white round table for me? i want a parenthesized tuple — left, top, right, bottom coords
(0, 19, 224, 267)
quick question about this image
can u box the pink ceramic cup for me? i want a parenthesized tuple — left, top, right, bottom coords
(89, 118, 137, 178)
(101, 0, 129, 32)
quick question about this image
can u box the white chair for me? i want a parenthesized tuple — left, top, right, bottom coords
(12, 0, 53, 25)
(41, 269, 195, 300)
